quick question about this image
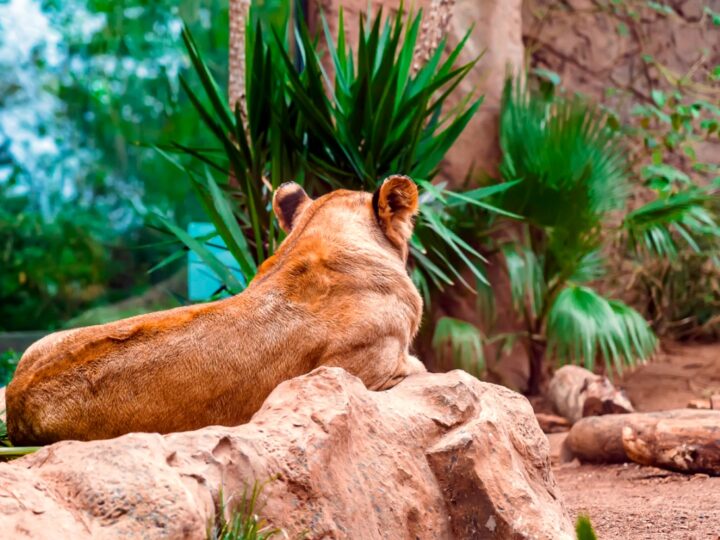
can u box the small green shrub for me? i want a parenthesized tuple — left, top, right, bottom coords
(209, 483, 281, 540)
(575, 514, 598, 540)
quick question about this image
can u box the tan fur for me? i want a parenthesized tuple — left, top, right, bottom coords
(6, 176, 425, 445)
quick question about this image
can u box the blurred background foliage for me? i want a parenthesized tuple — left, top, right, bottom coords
(0, 0, 231, 331)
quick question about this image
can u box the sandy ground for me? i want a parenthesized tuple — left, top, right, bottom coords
(556, 462, 720, 539)
(549, 343, 720, 540)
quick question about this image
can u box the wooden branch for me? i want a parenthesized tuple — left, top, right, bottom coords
(565, 414, 630, 463)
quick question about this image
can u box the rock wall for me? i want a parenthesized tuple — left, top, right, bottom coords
(523, 0, 720, 163)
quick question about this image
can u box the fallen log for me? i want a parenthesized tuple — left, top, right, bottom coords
(566, 409, 720, 475)
(622, 413, 720, 475)
(565, 414, 629, 463)
(548, 365, 633, 424)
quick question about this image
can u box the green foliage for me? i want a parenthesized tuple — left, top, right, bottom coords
(156, 17, 303, 293)
(0, 349, 20, 387)
(495, 79, 655, 378)
(163, 6, 512, 308)
(0, 191, 110, 331)
(283, 8, 482, 187)
(528, 0, 720, 340)
(41, 0, 230, 213)
(432, 317, 485, 376)
(0, 1, 233, 330)
(209, 483, 281, 540)
(547, 286, 656, 373)
(501, 242, 545, 318)
(623, 188, 719, 259)
(499, 79, 629, 272)
(575, 515, 598, 540)
(616, 84, 720, 339)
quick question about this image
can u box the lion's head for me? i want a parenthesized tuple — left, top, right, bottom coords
(271, 174, 419, 263)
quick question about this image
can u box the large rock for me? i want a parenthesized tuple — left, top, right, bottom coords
(0, 367, 572, 539)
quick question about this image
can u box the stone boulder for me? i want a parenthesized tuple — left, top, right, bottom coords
(548, 365, 634, 424)
(0, 367, 572, 539)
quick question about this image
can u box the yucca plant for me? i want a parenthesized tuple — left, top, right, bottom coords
(473, 79, 659, 393)
(159, 5, 516, 308)
(276, 8, 517, 294)
(279, 7, 480, 187)
(154, 14, 307, 295)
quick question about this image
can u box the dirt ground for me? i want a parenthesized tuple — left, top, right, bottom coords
(549, 343, 720, 540)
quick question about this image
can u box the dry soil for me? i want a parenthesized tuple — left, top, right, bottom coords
(551, 343, 720, 540)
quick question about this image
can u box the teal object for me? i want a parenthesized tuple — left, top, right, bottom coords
(187, 222, 245, 301)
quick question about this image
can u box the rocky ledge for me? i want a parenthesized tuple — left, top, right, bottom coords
(0, 367, 572, 539)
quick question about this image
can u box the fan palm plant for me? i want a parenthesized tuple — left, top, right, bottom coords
(485, 79, 659, 394)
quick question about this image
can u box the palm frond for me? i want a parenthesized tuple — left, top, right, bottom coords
(501, 242, 545, 318)
(623, 188, 720, 259)
(569, 249, 606, 283)
(432, 317, 485, 377)
(499, 77, 629, 246)
(546, 285, 656, 373)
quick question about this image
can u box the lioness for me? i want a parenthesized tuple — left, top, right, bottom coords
(6, 175, 426, 445)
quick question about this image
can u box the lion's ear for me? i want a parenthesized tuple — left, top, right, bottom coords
(372, 175, 419, 250)
(273, 182, 311, 233)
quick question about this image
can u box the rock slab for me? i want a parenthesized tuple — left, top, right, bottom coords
(0, 367, 572, 539)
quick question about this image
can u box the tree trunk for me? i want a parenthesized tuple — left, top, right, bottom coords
(228, 0, 251, 190)
(565, 414, 632, 464)
(526, 337, 545, 396)
(229, 0, 250, 113)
